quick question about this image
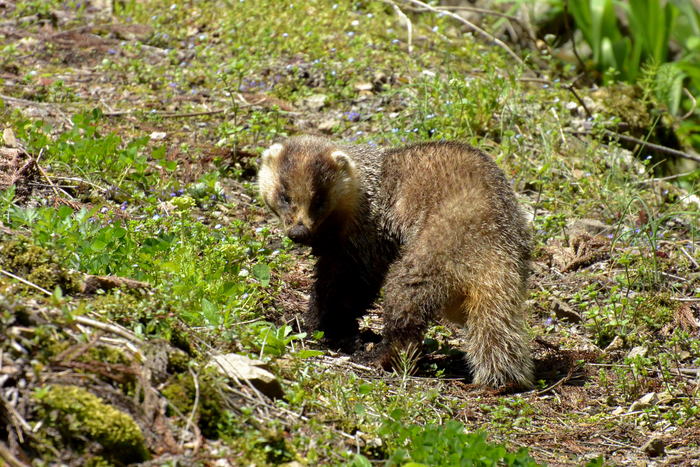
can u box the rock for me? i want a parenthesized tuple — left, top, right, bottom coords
(210, 353, 284, 399)
(626, 346, 648, 359)
(568, 218, 612, 237)
(3, 128, 17, 147)
(150, 131, 167, 141)
(641, 437, 665, 457)
(604, 335, 624, 353)
(354, 82, 373, 92)
(302, 93, 327, 111)
(629, 392, 657, 412)
(317, 118, 339, 133)
(551, 298, 581, 323)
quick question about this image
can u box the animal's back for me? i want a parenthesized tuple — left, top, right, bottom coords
(376, 142, 529, 264)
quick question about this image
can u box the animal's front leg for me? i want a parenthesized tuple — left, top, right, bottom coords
(307, 254, 381, 353)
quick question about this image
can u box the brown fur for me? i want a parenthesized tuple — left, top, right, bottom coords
(258, 135, 533, 388)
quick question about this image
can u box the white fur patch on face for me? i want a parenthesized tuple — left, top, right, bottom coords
(258, 144, 283, 203)
(258, 164, 276, 199)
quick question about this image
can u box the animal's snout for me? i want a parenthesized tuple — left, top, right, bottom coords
(287, 223, 312, 244)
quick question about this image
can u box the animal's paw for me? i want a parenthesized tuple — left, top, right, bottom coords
(321, 334, 361, 354)
(350, 342, 391, 370)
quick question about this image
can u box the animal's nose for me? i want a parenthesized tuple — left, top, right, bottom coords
(287, 223, 311, 244)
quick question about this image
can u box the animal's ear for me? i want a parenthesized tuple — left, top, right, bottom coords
(330, 150, 355, 171)
(261, 143, 284, 165)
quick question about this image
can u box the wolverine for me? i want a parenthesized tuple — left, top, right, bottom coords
(258, 135, 534, 388)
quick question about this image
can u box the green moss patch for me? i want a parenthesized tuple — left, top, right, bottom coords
(0, 236, 81, 294)
(34, 384, 149, 464)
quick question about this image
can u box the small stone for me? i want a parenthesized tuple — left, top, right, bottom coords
(3, 128, 17, 147)
(150, 131, 167, 141)
(210, 353, 284, 399)
(611, 406, 625, 416)
(302, 93, 327, 111)
(354, 82, 373, 91)
(641, 437, 665, 457)
(317, 118, 339, 132)
(629, 392, 657, 412)
(657, 391, 673, 404)
(604, 335, 624, 352)
(551, 299, 581, 323)
(626, 346, 648, 359)
(568, 218, 612, 236)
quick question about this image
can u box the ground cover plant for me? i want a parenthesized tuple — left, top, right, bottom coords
(0, 0, 699, 465)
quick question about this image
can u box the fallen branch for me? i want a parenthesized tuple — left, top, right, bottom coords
(0, 441, 28, 467)
(71, 315, 140, 342)
(103, 109, 226, 118)
(570, 129, 700, 164)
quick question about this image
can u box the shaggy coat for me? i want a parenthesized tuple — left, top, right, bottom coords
(258, 135, 533, 388)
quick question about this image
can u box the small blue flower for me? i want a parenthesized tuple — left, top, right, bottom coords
(344, 111, 361, 122)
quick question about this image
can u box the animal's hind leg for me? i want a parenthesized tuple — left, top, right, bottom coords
(461, 280, 534, 388)
(379, 252, 452, 369)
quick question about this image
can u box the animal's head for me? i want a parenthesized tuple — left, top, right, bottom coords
(258, 136, 360, 245)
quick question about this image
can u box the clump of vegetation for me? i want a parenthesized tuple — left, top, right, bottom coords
(355, 414, 540, 466)
(33, 385, 149, 464)
(0, 235, 81, 294)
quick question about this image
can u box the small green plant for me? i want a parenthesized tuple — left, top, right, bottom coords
(248, 323, 308, 358)
(367, 411, 539, 466)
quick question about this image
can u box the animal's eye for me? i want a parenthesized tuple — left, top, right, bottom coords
(278, 192, 291, 207)
(310, 193, 326, 212)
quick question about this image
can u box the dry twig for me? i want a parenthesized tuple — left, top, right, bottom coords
(384, 0, 413, 54)
(0, 269, 52, 295)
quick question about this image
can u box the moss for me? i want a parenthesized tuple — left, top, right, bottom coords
(592, 84, 652, 131)
(34, 385, 149, 464)
(161, 370, 227, 439)
(0, 237, 81, 294)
